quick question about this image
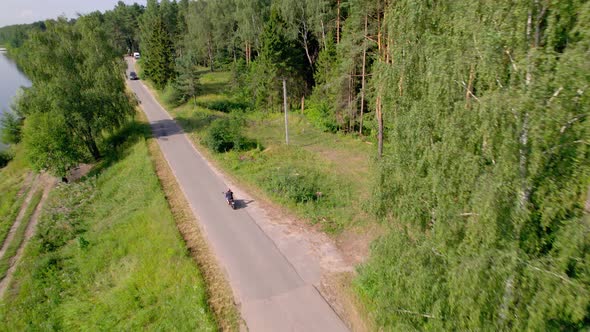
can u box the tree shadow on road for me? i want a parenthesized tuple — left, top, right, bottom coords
(149, 119, 184, 139)
(175, 114, 221, 134)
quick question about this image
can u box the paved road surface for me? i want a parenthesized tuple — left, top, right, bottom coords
(126, 59, 349, 332)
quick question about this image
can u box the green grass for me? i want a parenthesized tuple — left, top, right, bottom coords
(0, 147, 30, 246)
(0, 189, 42, 279)
(0, 130, 217, 331)
(145, 69, 375, 232)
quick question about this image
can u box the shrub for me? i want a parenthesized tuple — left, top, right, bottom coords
(0, 150, 13, 168)
(204, 118, 258, 153)
(305, 101, 340, 133)
(23, 112, 85, 177)
(196, 99, 249, 113)
(162, 83, 184, 108)
(0, 110, 23, 144)
(204, 119, 235, 152)
(262, 167, 321, 204)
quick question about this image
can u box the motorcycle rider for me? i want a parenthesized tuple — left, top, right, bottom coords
(224, 188, 234, 206)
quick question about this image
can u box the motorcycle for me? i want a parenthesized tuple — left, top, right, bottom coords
(223, 192, 236, 210)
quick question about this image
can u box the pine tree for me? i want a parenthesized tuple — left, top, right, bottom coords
(174, 52, 200, 104)
(149, 15, 175, 88)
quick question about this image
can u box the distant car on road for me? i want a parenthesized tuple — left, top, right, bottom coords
(133, 52, 140, 59)
(129, 71, 139, 80)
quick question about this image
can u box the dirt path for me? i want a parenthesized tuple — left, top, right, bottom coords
(0, 174, 56, 298)
(0, 173, 40, 258)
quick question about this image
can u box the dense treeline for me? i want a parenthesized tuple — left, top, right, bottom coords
(136, 1, 589, 329)
(0, 0, 588, 329)
(0, 22, 46, 48)
(359, 1, 590, 330)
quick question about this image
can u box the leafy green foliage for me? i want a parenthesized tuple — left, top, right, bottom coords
(0, 109, 23, 144)
(305, 99, 340, 133)
(141, 12, 175, 89)
(162, 82, 184, 107)
(357, 1, 590, 330)
(0, 21, 46, 48)
(204, 117, 257, 153)
(172, 52, 200, 104)
(14, 16, 135, 173)
(103, 1, 144, 54)
(0, 150, 13, 168)
(23, 112, 84, 177)
(204, 119, 234, 152)
(196, 99, 248, 113)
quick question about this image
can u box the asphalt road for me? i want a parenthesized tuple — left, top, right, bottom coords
(126, 59, 349, 332)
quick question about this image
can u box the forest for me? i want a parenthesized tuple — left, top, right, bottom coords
(1, 0, 588, 330)
(0, 21, 46, 48)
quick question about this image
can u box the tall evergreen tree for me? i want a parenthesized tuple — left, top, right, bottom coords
(173, 52, 200, 104)
(160, 0, 179, 38)
(140, 1, 175, 88)
(139, 0, 160, 76)
(147, 15, 175, 88)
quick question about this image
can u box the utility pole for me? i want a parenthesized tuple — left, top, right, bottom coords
(282, 78, 289, 145)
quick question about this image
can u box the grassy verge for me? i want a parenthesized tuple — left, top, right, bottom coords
(0, 189, 42, 279)
(0, 147, 30, 245)
(144, 69, 375, 233)
(142, 111, 240, 331)
(0, 125, 218, 331)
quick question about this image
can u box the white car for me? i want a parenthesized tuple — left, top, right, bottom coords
(133, 52, 140, 59)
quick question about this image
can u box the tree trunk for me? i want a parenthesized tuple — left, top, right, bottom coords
(519, 7, 534, 208)
(301, 95, 305, 114)
(534, 4, 547, 49)
(377, 94, 384, 158)
(207, 36, 214, 72)
(348, 70, 354, 132)
(377, 0, 382, 56)
(359, 14, 368, 135)
(283, 78, 289, 145)
(336, 0, 341, 44)
(302, 32, 313, 66)
(85, 129, 101, 160)
(465, 63, 475, 109)
(321, 19, 327, 50)
(245, 41, 250, 65)
(383, 1, 391, 64)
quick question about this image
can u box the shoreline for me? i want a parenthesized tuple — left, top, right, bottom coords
(0, 51, 29, 152)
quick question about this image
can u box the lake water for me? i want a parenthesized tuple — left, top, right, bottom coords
(0, 52, 31, 150)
